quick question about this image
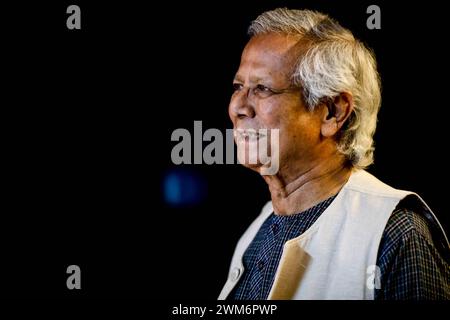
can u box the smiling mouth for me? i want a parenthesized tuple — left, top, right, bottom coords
(234, 129, 267, 142)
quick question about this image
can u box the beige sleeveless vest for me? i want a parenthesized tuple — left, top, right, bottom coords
(218, 170, 448, 300)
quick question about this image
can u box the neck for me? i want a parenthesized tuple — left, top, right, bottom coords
(262, 156, 352, 215)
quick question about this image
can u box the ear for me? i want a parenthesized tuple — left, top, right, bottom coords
(320, 92, 354, 138)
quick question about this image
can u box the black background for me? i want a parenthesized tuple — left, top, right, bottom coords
(2, 0, 449, 300)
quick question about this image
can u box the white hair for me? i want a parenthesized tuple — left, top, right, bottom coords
(249, 8, 381, 169)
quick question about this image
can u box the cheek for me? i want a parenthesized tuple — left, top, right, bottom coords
(287, 116, 321, 152)
(277, 110, 320, 150)
(256, 96, 307, 127)
(254, 102, 283, 128)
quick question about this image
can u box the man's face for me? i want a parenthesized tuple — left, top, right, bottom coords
(229, 33, 323, 175)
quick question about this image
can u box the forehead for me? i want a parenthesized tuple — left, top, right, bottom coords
(236, 33, 306, 83)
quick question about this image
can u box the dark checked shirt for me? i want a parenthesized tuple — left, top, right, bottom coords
(230, 195, 450, 300)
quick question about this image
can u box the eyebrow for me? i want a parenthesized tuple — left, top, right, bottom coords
(233, 74, 245, 82)
(233, 75, 274, 86)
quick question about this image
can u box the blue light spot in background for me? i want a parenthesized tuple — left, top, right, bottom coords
(163, 168, 207, 207)
(164, 173, 182, 204)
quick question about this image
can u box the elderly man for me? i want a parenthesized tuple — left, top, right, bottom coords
(219, 8, 449, 300)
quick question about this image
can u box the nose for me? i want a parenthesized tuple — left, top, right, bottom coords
(228, 89, 256, 121)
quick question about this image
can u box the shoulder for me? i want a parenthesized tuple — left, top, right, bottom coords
(383, 208, 433, 245)
(376, 208, 450, 300)
(377, 208, 437, 272)
(378, 207, 448, 264)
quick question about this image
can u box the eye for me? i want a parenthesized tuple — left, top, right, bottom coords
(255, 84, 271, 93)
(232, 83, 243, 92)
